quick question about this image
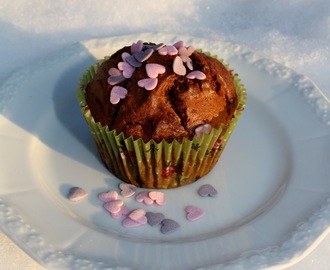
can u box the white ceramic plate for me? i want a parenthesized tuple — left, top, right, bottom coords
(0, 33, 330, 270)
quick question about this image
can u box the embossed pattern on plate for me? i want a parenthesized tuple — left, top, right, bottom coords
(0, 33, 329, 270)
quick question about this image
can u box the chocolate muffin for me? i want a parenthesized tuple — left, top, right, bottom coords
(84, 41, 237, 143)
(77, 40, 246, 188)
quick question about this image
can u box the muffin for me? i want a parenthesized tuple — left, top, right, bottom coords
(77, 40, 246, 189)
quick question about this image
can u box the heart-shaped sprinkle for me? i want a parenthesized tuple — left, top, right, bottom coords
(67, 187, 88, 202)
(145, 43, 165, 51)
(160, 219, 180, 234)
(180, 55, 194, 70)
(135, 191, 154, 205)
(128, 208, 148, 224)
(107, 75, 126, 85)
(103, 199, 124, 214)
(98, 190, 118, 202)
(110, 86, 128, 104)
(108, 67, 122, 77)
(119, 183, 137, 198)
(173, 40, 185, 50)
(186, 71, 206, 80)
(198, 184, 218, 197)
(195, 123, 212, 137)
(158, 45, 178, 56)
(131, 40, 143, 54)
(179, 46, 195, 57)
(148, 191, 166, 205)
(146, 212, 165, 227)
(111, 205, 130, 219)
(134, 48, 154, 62)
(126, 54, 142, 68)
(173, 56, 186, 76)
(107, 67, 126, 85)
(121, 52, 131, 62)
(137, 78, 158, 90)
(122, 217, 144, 228)
(118, 61, 135, 78)
(146, 63, 166, 78)
(185, 205, 205, 221)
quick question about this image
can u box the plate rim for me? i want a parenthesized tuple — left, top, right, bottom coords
(0, 32, 330, 270)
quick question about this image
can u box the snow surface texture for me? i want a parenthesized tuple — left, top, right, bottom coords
(0, 0, 329, 270)
(0, 0, 330, 97)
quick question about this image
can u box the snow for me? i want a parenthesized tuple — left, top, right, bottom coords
(0, 0, 329, 96)
(0, 1, 329, 269)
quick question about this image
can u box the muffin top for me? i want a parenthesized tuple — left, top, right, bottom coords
(84, 40, 237, 143)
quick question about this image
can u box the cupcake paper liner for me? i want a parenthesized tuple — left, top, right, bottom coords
(77, 51, 246, 189)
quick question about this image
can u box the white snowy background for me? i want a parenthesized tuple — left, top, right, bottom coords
(0, 0, 329, 269)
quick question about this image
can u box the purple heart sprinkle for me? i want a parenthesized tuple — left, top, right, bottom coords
(121, 52, 131, 62)
(198, 184, 218, 197)
(146, 212, 165, 227)
(160, 219, 180, 234)
(67, 187, 88, 202)
(118, 62, 135, 78)
(145, 43, 165, 51)
(107, 75, 126, 85)
(131, 40, 143, 54)
(126, 54, 142, 67)
(134, 48, 154, 62)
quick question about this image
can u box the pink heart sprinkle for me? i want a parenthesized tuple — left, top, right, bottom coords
(98, 190, 118, 202)
(137, 78, 158, 91)
(110, 86, 128, 104)
(117, 61, 135, 78)
(179, 46, 195, 57)
(111, 205, 130, 219)
(195, 123, 212, 137)
(128, 208, 147, 224)
(146, 63, 166, 78)
(185, 205, 205, 221)
(148, 191, 166, 206)
(119, 183, 137, 198)
(108, 67, 122, 77)
(131, 40, 143, 54)
(122, 217, 144, 228)
(134, 48, 154, 62)
(158, 45, 178, 56)
(173, 56, 186, 76)
(172, 40, 185, 50)
(103, 199, 124, 214)
(180, 55, 194, 70)
(135, 191, 154, 205)
(186, 71, 206, 80)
